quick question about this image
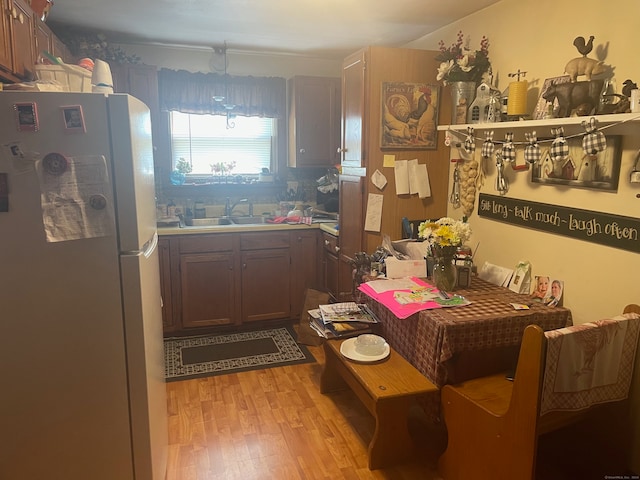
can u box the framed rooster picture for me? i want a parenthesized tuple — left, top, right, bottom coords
(381, 82, 440, 149)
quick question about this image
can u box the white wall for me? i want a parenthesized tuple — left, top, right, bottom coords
(406, 0, 640, 471)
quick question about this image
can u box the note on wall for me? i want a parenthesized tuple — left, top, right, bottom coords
(394, 159, 409, 195)
(411, 161, 431, 198)
(364, 193, 383, 232)
(371, 169, 387, 190)
(383, 154, 396, 168)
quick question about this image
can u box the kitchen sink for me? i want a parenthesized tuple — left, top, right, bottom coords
(230, 216, 268, 225)
(187, 217, 233, 226)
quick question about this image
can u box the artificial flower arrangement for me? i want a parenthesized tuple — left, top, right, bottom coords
(210, 160, 237, 175)
(435, 31, 491, 85)
(418, 217, 472, 248)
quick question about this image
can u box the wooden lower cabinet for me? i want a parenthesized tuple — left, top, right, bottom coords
(241, 248, 290, 323)
(290, 230, 320, 317)
(160, 229, 319, 334)
(178, 234, 239, 329)
(321, 232, 339, 301)
(158, 238, 177, 333)
(180, 252, 239, 328)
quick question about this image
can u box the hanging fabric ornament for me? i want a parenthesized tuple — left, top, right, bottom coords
(501, 132, 516, 163)
(550, 127, 569, 162)
(481, 130, 495, 159)
(464, 126, 476, 155)
(581, 117, 606, 155)
(524, 131, 541, 164)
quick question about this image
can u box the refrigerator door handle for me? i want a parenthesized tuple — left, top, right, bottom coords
(122, 232, 158, 258)
(142, 233, 158, 258)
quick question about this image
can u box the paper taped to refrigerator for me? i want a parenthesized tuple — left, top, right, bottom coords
(37, 154, 115, 242)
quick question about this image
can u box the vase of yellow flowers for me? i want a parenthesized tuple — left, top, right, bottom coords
(418, 217, 472, 292)
(436, 31, 490, 124)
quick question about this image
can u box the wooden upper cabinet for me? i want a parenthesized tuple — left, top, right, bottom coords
(111, 64, 161, 151)
(288, 75, 341, 168)
(341, 49, 367, 169)
(10, 0, 35, 79)
(34, 17, 52, 61)
(0, 0, 13, 74)
(51, 33, 72, 64)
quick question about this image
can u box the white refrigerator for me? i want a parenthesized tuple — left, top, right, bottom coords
(0, 92, 167, 480)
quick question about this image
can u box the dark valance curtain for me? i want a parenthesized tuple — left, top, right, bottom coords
(157, 68, 286, 118)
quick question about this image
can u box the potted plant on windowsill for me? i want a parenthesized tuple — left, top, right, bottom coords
(170, 157, 192, 185)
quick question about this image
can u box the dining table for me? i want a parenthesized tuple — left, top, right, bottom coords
(359, 276, 573, 389)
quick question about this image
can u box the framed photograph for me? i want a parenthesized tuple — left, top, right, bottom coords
(61, 105, 86, 133)
(532, 76, 571, 120)
(531, 135, 622, 191)
(381, 82, 440, 149)
(14, 103, 39, 132)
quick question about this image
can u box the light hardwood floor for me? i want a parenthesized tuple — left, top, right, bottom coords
(165, 339, 446, 480)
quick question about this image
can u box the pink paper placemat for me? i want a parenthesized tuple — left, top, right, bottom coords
(358, 277, 443, 319)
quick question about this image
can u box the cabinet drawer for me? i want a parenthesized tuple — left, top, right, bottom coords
(322, 232, 339, 255)
(240, 232, 289, 250)
(179, 234, 235, 253)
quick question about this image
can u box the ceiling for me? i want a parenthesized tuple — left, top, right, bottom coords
(46, 0, 501, 59)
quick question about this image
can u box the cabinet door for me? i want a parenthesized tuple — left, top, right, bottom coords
(34, 17, 52, 63)
(51, 33, 72, 64)
(288, 76, 341, 168)
(180, 252, 239, 328)
(321, 232, 339, 300)
(11, 0, 35, 79)
(241, 249, 290, 323)
(158, 238, 176, 333)
(337, 175, 364, 301)
(341, 50, 366, 168)
(111, 64, 160, 153)
(290, 230, 318, 317)
(0, 0, 13, 72)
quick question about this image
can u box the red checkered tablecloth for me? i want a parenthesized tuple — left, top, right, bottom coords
(363, 276, 572, 389)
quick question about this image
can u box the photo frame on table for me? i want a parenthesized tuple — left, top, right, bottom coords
(61, 105, 86, 133)
(532, 75, 571, 120)
(531, 135, 622, 192)
(380, 82, 440, 149)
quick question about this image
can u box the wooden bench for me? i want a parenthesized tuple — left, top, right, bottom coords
(437, 304, 640, 480)
(320, 338, 438, 469)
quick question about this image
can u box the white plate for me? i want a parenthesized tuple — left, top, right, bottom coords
(340, 337, 390, 362)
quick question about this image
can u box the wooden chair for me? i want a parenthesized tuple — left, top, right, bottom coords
(438, 306, 640, 480)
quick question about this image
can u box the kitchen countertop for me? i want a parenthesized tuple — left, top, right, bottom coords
(158, 221, 339, 236)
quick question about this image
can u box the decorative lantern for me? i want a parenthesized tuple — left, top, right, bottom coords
(468, 83, 502, 123)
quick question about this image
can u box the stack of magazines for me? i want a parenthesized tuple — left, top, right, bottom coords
(308, 302, 379, 339)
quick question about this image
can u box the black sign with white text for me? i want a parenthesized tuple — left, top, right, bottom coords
(478, 193, 639, 253)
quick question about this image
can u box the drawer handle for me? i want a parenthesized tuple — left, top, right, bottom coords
(324, 240, 330, 246)
(334, 246, 340, 253)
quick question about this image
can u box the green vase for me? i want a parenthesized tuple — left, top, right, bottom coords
(431, 245, 458, 292)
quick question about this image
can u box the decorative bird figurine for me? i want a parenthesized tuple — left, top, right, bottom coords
(622, 79, 638, 98)
(573, 35, 595, 57)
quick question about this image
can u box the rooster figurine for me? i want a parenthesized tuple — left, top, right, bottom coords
(573, 35, 595, 57)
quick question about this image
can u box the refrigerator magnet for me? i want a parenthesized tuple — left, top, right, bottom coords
(14, 103, 39, 132)
(42, 152, 68, 176)
(61, 105, 86, 133)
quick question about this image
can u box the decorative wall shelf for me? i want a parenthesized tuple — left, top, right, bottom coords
(438, 112, 640, 141)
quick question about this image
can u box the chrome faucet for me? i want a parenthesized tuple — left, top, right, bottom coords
(225, 198, 250, 216)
